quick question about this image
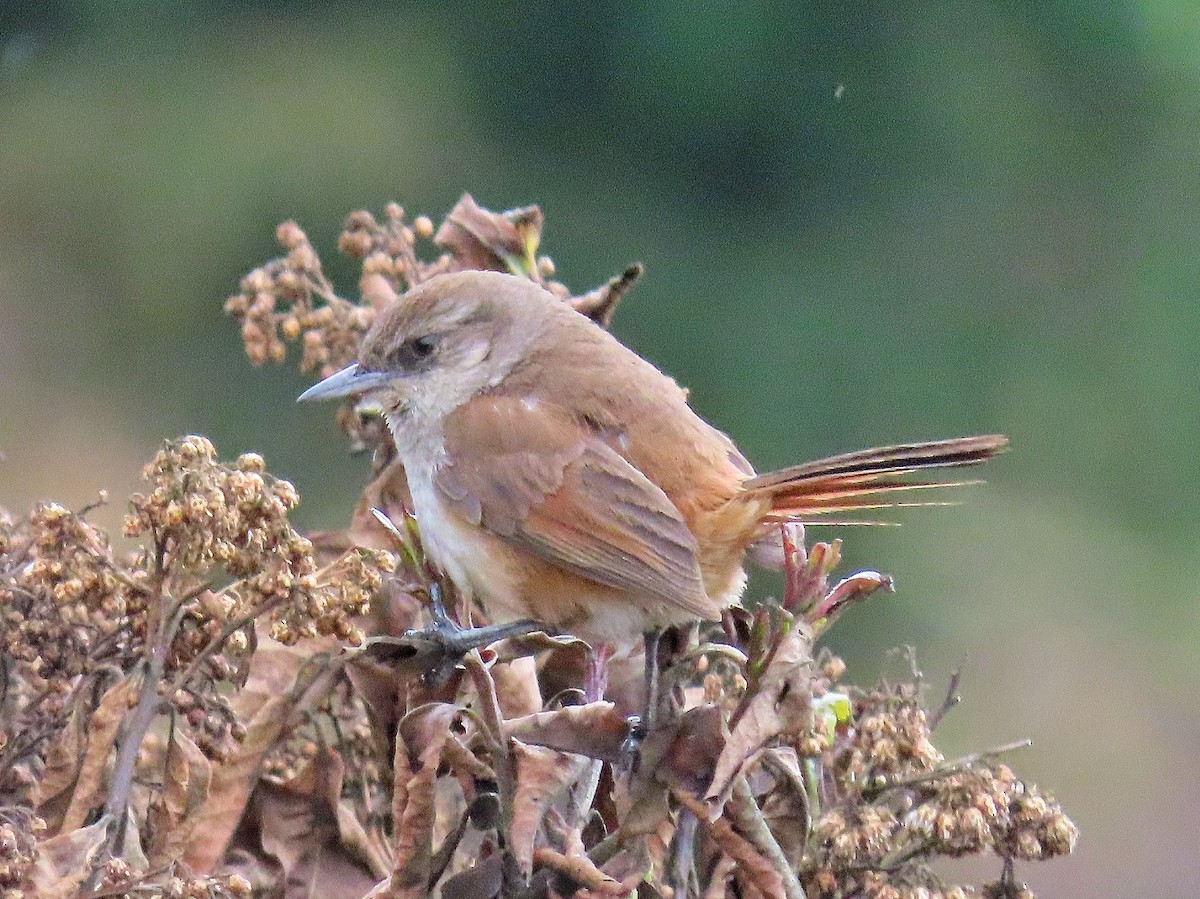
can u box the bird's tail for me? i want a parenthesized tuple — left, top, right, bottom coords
(740, 434, 1009, 525)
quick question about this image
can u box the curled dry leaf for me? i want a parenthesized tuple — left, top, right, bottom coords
(164, 726, 210, 827)
(754, 746, 809, 867)
(486, 630, 590, 666)
(25, 816, 111, 899)
(147, 724, 212, 867)
(389, 702, 459, 897)
(566, 263, 644, 328)
(250, 748, 379, 899)
(438, 854, 503, 899)
(810, 570, 895, 629)
(533, 846, 634, 897)
(434, 193, 544, 277)
(490, 656, 543, 718)
(59, 676, 135, 833)
(508, 740, 591, 877)
(705, 620, 814, 814)
(344, 654, 411, 766)
(183, 636, 343, 873)
(33, 687, 88, 831)
(656, 704, 728, 796)
(674, 790, 786, 899)
(501, 701, 630, 763)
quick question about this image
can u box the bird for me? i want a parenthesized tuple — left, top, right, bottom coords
(298, 270, 1007, 659)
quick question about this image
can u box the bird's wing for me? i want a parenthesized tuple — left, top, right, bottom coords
(433, 393, 715, 619)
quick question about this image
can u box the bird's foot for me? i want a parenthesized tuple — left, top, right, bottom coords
(618, 713, 648, 774)
(366, 617, 547, 685)
(362, 584, 546, 684)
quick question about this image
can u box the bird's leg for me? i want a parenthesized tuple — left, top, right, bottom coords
(427, 581, 452, 627)
(365, 583, 546, 684)
(643, 628, 663, 730)
(620, 628, 663, 763)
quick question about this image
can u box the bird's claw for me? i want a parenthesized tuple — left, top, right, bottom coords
(618, 714, 647, 774)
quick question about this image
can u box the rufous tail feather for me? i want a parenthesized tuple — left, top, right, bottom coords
(741, 434, 1008, 524)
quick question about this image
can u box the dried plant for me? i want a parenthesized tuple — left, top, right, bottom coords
(0, 195, 1075, 899)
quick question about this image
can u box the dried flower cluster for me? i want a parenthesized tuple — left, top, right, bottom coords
(3, 499, 135, 698)
(806, 684, 1076, 898)
(0, 439, 394, 897)
(0, 197, 1075, 898)
(224, 197, 558, 381)
(0, 810, 43, 893)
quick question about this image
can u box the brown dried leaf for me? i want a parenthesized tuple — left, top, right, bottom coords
(147, 725, 212, 866)
(509, 741, 590, 876)
(25, 817, 110, 899)
(533, 846, 632, 896)
(486, 630, 590, 666)
(438, 855, 503, 899)
(501, 702, 629, 763)
(60, 676, 135, 833)
(756, 747, 809, 867)
(165, 726, 209, 821)
(491, 656, 543, 718)
(252, 749, 379, 899)
(344, 651, 419, 776)
(183, 636, 342, 873)
(389, 702, 459, 897)
(811, 570, 894, 628)
(705, 622, 813, 814)
(675, 790, 786, 899)
(34, 688, 88, 830)
(346, 458, 414, 552)
(337, 803, 393, 881)
(656, 704, 727, 795)
(434, 194, 543, 277)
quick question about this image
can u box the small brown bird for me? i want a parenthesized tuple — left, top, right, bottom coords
(299, 270, 1006, 654)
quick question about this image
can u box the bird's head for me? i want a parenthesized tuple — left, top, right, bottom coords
(297, 271, 551, 423)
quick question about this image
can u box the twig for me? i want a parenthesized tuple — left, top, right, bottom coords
(676, 642, 750, 671)
(927, 669, 961, 730)
(172, 589, 293, 690)
(586, 830, 624, 868)
(865, 739, 1033, 799)
(675, 788, 789, 898)
(878, 838, 936, 872)
(99, 610, 180, 859)
(668, 806, 698, 896)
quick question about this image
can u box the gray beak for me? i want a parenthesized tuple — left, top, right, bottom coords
(296, 364, 392, 403)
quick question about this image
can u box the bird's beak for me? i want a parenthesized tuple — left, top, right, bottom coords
(296, 364, 393, 403)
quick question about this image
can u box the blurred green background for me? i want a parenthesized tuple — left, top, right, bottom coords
(1, 2, 1195, 895)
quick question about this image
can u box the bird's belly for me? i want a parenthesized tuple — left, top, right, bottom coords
(405, 474, 531, 623)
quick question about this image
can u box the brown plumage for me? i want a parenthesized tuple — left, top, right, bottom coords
(299, 271, 1007, 651)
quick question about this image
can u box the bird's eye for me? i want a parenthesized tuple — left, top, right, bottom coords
(389, 335, 439, 371)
